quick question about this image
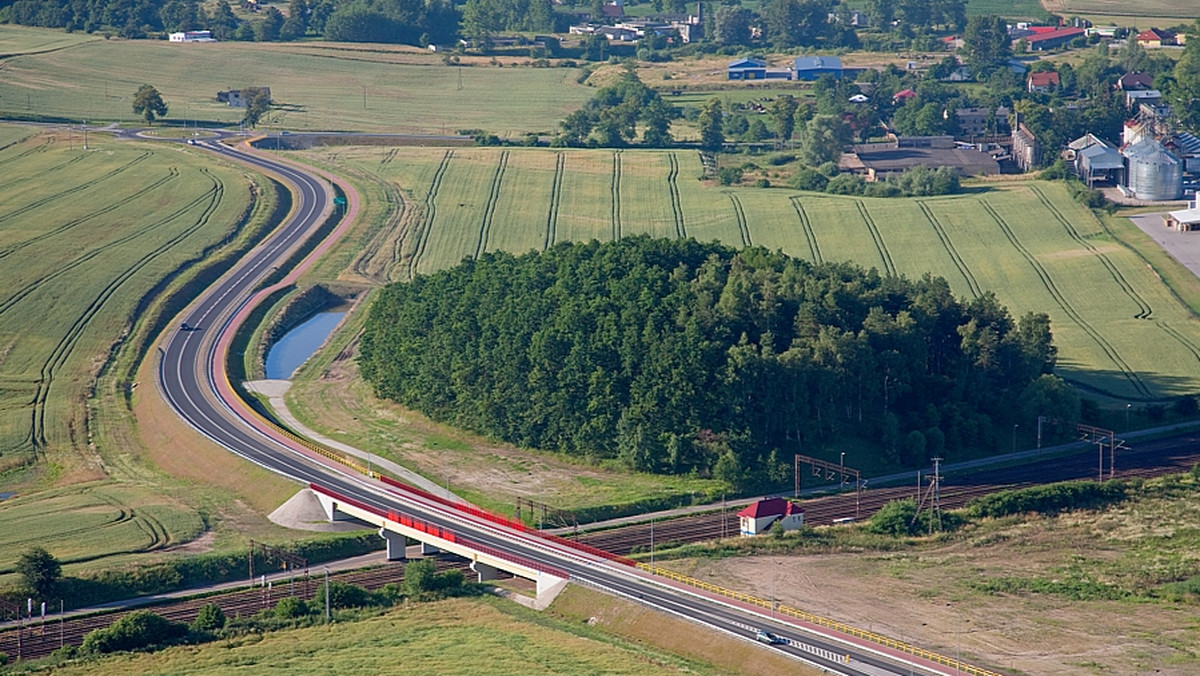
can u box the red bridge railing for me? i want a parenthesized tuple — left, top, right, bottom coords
(376, 475, 637, 567)
(308, 483, 567, 579)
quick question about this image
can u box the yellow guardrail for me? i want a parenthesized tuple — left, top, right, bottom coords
(637, 563, 1002, 676)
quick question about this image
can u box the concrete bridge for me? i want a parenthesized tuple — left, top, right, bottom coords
(310, 483, 570, 596)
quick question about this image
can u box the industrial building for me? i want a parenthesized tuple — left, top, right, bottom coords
(1122, 139, 1183, 201)
(793, 56, 843, 80)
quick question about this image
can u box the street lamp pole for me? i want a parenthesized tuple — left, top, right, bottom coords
(947, 603, 963, 673)
(1126, 403, 1131, 431)
(1012, 424, 1018, 454)
(840, 451, 846, 490)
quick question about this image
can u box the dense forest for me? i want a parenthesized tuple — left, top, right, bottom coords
(360, 238, 1069, 489)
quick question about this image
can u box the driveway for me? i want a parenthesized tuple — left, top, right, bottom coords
(1127, 212, 1200, 278)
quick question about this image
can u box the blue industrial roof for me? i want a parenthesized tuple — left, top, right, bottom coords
(728, 58, 767, 69)
(794, 56, 843, 71)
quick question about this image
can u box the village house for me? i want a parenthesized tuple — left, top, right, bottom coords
(1027, 71, 1060, 93)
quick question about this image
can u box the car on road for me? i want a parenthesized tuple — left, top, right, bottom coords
(756, 629, 785, 645)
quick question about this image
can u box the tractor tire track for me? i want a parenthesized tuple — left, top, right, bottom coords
(981, 199, 1151, 399)
(0, 168, 180, 261)
(1157, 321, 1200, 366)
(611, 150, 623, 240)
(0, 173, 213, 318)
(1028, 184, 1152, 319)
(0, 152, 150, 226)
(407, 149, 453, 280)
(30, 171, 226, 450)
(544, 152, 564, 250)
(856, 200, 895, 276)
(790, 197, 822, 264)
(0, 151, 89, 193)
(727, 192, 751, 247)
(0, 136, 52, 164)
(917, 200, 981, 299)
(380, 148, 398, 165)
(474, 150, 508, 259)
(667, 153, 686, 238)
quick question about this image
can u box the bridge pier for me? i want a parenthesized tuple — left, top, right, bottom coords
(312, 490, 354, 522)
(420, 542, 440, 556)
(379, 528, 407, 561)
(471, 561, 500, 582)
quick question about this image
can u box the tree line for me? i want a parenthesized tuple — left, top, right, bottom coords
(359, 237, 1068, 491)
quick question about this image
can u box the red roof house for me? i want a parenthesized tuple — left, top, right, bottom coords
(893, 88, 917, 102)
(1136, 28, 1176, 47)
(1025, 27, 1085, 51)
(1027, 71, 1060, 93)
(1118, 72, 1154, 91)
(737, 498, 804, 536)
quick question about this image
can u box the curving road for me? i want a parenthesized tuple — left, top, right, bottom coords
(154, 140, 967, 676)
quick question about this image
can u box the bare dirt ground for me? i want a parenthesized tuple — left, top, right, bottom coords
(667, 497, 1200, 676)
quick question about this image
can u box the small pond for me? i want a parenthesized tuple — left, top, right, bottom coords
(265, 311, 345, 380)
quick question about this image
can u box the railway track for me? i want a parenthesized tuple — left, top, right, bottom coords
(0, 558, 479, 662)
(574, 435, 1200, 556)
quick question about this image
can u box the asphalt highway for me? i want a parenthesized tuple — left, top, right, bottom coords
(154, 140, 966, 676)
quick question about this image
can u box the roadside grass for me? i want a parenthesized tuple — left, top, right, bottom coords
(663, 472, 1200, 675)
(0, 37, 592, 134)
(0, 24, 101, 57)
(42, 594, 748, 676)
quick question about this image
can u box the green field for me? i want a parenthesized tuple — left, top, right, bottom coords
(45, 594, 759, 676)
(1047, 0, 1200, 21)
(0, 24, 102, 57)
(0, 30, 593, 135)
(966, 0, 1052, 19)
(0, 483, 204, 587)
(0, 125, 252, 477)
(312, 146, 1200, 402)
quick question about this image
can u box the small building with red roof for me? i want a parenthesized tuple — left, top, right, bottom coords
(737, 498, 804, 536)
(1027, 71, 1060, 93)
(1136, 28, 1176, 48)
(892, 88, 917, 103)
(1025, 27, 1085, 51)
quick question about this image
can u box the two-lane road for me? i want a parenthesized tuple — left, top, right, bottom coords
(155, 140, 968, 676)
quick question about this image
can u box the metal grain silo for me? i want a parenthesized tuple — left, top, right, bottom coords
(1123, 139, 1183, 201)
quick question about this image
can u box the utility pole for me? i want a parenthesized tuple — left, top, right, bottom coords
(324, 567, 330, 622)
(650, 518, 655, 572)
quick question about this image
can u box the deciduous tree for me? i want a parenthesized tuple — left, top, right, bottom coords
(131, 84, 168, 125)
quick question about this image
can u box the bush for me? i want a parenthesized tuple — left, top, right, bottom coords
(81, 611, 186, 654)
(753, 178, 771, 188)
(190, 603, 226, 633)
(718, 166, 743, 186)
(866, 498, 919, 536)
(825, 173, 865, 195)
(792, 168, 828, 191)
(273, 596, 311, 620)
(965, 480, 1128, 518)
(767, 154, 796, 166)
(315, 581, 379, 609)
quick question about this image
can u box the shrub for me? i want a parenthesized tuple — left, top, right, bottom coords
(81, 611, 185, 654)
(767, 153, 796, 166)
(718, 166, 744, 186)
(825, 173, 865, 195)
(792, 168, 828, 191)
(753, 178, 771, 188)
(316, 581, 379, 609)
(190, 603, 226, 633)
(273, 596, 311, 620)
(965, 480, 1127, 518)
(866, 498, 919, 536)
